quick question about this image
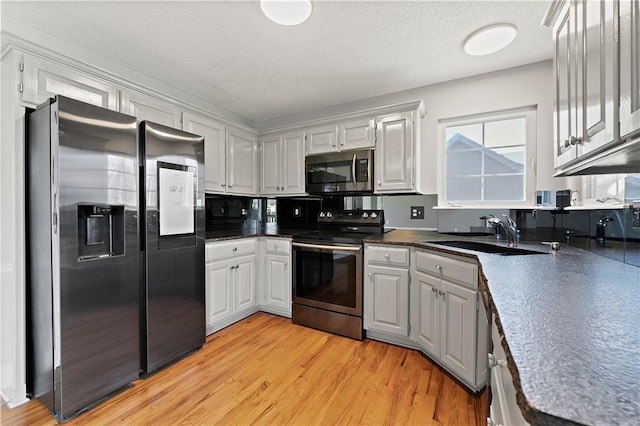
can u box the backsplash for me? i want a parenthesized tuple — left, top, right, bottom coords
(516, 208, 640, 267)
(205, 195, 262, 230)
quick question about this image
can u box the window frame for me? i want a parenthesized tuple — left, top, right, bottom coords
(437, 106, 537, 208)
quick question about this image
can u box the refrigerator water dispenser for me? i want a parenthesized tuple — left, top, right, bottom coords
(77, 204, 125, 260)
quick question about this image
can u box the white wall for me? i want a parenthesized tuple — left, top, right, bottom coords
(258, 60, 579, 195)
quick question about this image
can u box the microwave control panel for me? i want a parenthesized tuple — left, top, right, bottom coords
(356, 159, 369, 182)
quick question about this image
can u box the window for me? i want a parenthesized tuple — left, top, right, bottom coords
(439, 107, 536, 206)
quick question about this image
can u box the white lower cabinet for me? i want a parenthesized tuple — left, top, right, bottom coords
(261, 238, 292, 317)
(365, 264, 409, 336)
(205, 239, 258, 335)
(364, 244, 487, 392)
(488, 314, 529, 426)
(364, 245, 410, 337)
(413, 249, 486, 391)
(415, 270, 477, 385)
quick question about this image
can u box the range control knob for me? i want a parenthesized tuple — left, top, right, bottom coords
(362, 212, 369, 218)
(370, 212, 378, 219)
(326, 212, 333, 218)
(319, 212, 326, 218)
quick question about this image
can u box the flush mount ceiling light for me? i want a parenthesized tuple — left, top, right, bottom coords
(260, 0, 313, 26)
(463, 23, 518, 56)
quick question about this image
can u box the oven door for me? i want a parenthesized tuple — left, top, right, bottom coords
(292, 241, 363, 316)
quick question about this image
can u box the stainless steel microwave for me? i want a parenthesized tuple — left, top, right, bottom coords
(305, 149, 374, 194)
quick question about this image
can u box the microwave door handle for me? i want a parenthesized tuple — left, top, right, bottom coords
(352, 153, 357, 187)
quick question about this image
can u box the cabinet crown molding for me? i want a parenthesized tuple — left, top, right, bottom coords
(259, 100, 426, 137)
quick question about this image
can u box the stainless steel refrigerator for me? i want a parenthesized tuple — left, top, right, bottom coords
(26, 96, 205, 420)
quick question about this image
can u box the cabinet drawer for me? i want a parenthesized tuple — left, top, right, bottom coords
(264, 238, 291, 255)
(416, 250, 477, 288)
(206, 238, 256, 262)
(366, 245, 410, 267)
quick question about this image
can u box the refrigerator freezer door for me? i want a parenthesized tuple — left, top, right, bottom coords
(27, 96, 140, 420)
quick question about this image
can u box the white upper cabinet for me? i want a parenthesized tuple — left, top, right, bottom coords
(121, 90, 182, 128)
(547, 0, 638, 174)
(260, 131, 305, 196)
(619, 0, 640, 140)
(21, 55, 118, 110)
(260, 135, 281, 195)
(576, 0, 617, 158)
(305, 125, 338, 155)
(337, 118, 375, 151)
(227, 126, 258, 195)
(375, 112, 415, 193)
(305, 119, 375, 155)
(183, 112, 226, 193)
(184, 114, 258, 196)
(281, 131, 306, 194)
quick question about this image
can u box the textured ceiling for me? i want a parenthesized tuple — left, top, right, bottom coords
(2, 0, 553, 124)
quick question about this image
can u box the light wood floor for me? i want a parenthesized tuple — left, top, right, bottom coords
(1, 312, 486, 425)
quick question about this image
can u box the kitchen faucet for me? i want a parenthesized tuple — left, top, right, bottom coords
(487, 214, 519, 247)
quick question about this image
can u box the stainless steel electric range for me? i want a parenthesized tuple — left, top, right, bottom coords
(291, 210, 385, 340)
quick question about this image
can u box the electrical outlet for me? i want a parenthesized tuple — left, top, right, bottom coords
(410, 206, 424, 220)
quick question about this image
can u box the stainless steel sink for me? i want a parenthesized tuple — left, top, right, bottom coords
(424, 240, 546, 256)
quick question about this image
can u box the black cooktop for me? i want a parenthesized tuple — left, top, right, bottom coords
(293, 210, 385, 244)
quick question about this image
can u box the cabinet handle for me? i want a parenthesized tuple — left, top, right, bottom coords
(569, 135, 582, 145)
(229, 184, 233, 188)
(284, 261, 288, 267)
(438, 290, 445, 296)
(377, 181, 382, 186)
(384, 254, 390, 260)
(229, 265, 235, 270)
(368, 272, 372, 279)
(488, 353, 506, 368)
(432, 287, 438, 293)
(221, 183, 226, 187)
(274, 244, 278, 249)
(435, 264, 442, 272)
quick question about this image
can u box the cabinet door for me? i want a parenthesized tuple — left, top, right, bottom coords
(374, 112, 414, 193)
(234, 255, 256, 312)
(578, 0, 617, 156)
(414, 271, 440, 358)
(227, 126, 258, 195)
(281, 131, 306, 194)
(183, 112, 226, 193)
(22, 55, 118, 110)
(440, 280, 477, 385)
(553, 2, 580, 167)
(260, 135, 281, 195)
(264, 254, 291, 312)
(121, 91, 182, 128)
(305, 125, 338, 155)
(365, 264, 409, 336)
(205, 259, 234, 328)
(338, 118, 375, 151)
(620, 0, 640, 139)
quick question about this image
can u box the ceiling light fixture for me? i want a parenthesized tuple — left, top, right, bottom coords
(463, 24, 518, 56)
(260, 0, 312, 26)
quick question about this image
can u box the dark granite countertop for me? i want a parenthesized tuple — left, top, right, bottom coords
(205, 224, 313, 242)
(365, 229, 640, 426)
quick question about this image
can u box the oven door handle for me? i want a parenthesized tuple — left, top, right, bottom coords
(292, 242, 362, 252)
(351, 153, 357, 187)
